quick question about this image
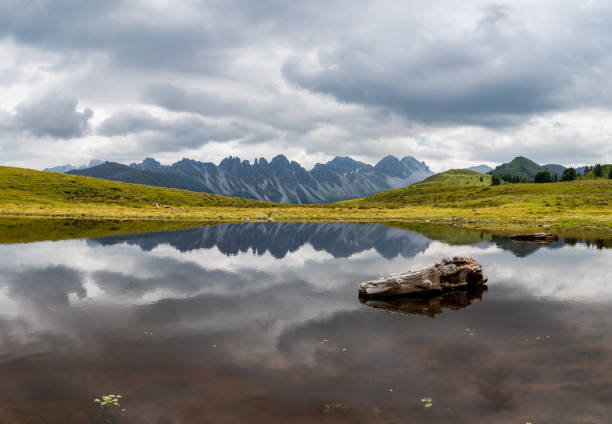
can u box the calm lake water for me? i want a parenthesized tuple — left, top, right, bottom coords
(0, 223, 610, 423)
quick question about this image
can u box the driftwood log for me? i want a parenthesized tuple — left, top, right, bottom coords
(358, 257, 487, 299)
(360, 286, 487, 317)
(509, 233, 559, 242)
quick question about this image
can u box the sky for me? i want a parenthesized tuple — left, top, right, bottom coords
(1, 0, 612, 172)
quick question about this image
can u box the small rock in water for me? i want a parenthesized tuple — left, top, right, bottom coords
(509, 233, 559, 242)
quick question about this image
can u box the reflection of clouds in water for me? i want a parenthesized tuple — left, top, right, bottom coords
(414, 241, 612, 302)
(0, 224, 611, 423)
(1, 265, 85, 309)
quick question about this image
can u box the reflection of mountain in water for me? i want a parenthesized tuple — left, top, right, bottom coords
(490, 235, 565, 257)
(93, 223, 432, 259)
(360, 286, 487, 317)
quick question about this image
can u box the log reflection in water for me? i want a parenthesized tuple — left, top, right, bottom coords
(360, 286, 487, 317)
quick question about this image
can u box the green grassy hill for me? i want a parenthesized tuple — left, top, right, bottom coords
(490, 156, 566, 179)
(345, 168, 612, 210)
(0, 166, 275, 217)
(346, 169, 492, 205)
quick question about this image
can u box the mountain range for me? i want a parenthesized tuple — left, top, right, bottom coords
(489, 156, 566, 179)
(68, 155, 433, 204)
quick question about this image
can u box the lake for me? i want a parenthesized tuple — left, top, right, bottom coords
(0, 222, 610, 423)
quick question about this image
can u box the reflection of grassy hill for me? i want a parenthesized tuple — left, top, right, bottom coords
(0, 217, 213, 244)
(385, 222, 493, 245)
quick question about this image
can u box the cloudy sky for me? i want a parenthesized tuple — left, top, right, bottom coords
(1, 0, 612, 172)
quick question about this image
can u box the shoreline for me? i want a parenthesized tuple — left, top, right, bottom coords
(2, 213, 612, 245)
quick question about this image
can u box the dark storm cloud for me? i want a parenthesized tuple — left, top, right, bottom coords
(97, 109, 259, 151)
(97, 110, 163, 136)
(143, 85, 246, 118)
(142, 83, 324, 135)
(282, 3, 610, 127)
(4, 1, 612, 127)
(0, 0, 231, 74)
(14, 94, 93, 139)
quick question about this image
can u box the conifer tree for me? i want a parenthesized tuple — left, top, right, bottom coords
(561, 167, 577, 181)
(594, 164, 603, 177)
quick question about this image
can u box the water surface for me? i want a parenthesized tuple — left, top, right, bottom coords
(0, 223, 610, 423)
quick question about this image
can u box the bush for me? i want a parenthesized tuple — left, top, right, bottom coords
(534, 171, 553, 183)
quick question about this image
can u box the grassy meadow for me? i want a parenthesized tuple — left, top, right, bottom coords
(1, 166, 612, 239)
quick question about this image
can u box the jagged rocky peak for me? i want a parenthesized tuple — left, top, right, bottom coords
(270, 154, 291, 168)
(219, 156, 243, 170)
(327, 156, 371, 172)
(401, 156, 429, 170)
(375, 155, 430, 177)
(375, 155, 402, 176)
(141, 158, 161, 169)
(130, 157, 161, 170)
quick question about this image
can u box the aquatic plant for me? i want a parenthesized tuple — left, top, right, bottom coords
(94, 394, 125, 423)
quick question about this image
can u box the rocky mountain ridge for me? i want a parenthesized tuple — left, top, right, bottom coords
(69, 154, 433, 204)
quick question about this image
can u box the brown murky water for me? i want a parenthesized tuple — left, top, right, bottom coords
(0, 223, 610, 423)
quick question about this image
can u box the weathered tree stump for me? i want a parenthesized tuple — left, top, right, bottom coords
(509, 233, 559, 242)
(358, 257, 487, 299)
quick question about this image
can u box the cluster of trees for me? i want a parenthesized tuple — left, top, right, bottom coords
(585, 164, 612, 179)
(534, 171, 556, 183)
(490, 173, 531, 186)
(491, 164, 611, 186)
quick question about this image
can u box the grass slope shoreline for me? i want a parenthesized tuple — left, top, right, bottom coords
(1, 166, 611, 238)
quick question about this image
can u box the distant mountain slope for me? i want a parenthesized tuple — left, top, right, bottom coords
(490, 156, 565, 179)
(70, 162, 180, 187)
(44, 159, 103, 173)
(466, 164, 493, 173)
(70, 155, 433, 204)
(543, 164, 566, 178)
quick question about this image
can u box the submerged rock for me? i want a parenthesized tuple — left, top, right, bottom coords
(358, 257, 487, 299)
(509, 233, 559, 242)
